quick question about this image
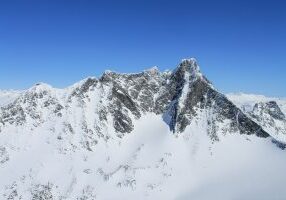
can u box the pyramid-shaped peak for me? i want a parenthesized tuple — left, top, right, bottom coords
(172, 58, 202, 80)
(180, 58, 197, 64)
(179, 58, 200, 73)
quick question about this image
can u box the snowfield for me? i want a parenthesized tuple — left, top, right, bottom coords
(1, 113, 286, 200)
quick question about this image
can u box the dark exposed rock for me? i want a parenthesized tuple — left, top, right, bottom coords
(111, 83, 141, 118)
(113, 109, 134, 134)
(253, 101, 285, 121)
(272, 139, 286, 150)
(70, 77, 98, 98)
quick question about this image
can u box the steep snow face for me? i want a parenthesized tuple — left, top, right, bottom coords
(0, 59, 285, 199)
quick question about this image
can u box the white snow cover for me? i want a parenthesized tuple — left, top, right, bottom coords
(1, 112, 286, 199)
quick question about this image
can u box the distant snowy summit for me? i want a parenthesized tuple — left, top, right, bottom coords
(227, 92, 286, 143)
(0, 58, 286, 199)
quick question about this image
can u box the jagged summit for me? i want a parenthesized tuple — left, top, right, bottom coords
(175, 58, 201, 76)
(180, 58, 199, 70)
(102, 66, 160, 79)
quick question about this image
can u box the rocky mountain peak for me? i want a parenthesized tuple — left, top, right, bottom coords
(253, 101, 285, 121)
(168, 58, 206, 95)
(176, 58, 201, 77)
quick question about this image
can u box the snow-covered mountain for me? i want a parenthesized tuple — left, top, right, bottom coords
(227, 93, 286, 146)
(1, 59, 286, 200)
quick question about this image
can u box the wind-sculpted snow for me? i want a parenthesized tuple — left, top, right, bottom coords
(0, 59, 285, 199)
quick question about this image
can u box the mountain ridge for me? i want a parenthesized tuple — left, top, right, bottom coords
(0, 58, 272, 138)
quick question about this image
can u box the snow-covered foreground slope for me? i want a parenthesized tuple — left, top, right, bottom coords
(0, 59, 286, 199)
(1, 113, 286, 200)
(0, 114, 286, 200)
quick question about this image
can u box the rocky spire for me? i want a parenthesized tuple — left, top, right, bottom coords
(173, 58, 201, 79)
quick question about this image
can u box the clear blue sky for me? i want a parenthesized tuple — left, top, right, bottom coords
(0, 0, 285, 96)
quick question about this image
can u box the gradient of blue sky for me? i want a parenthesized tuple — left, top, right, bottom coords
(0, 0, 285, 96)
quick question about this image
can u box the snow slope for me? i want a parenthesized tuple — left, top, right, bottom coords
(1, 113, 286, 200)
